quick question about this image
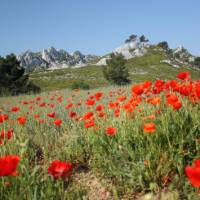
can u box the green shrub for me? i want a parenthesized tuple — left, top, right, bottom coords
(103, 53, 130, 85)
(70, 81, 90, 90)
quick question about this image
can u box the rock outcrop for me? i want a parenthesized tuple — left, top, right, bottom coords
(96, 35, 150, 65)
(17, 47, 99, 71)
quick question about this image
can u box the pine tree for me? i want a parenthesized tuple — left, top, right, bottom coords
(0, 54, 40, 95)
(103, 53, 130, 85)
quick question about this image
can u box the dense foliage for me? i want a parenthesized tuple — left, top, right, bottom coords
(103, 53, 130, 85)
(194, 57, 200, 69)
(157, 41, 169, 51)
(0, 54, 40, 96)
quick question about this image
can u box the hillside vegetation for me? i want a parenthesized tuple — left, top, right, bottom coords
(30, 47, 200, 91)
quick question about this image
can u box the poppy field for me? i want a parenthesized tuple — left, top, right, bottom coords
(0, 72, 200, 199)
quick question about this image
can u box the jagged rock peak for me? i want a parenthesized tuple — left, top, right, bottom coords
(17, 47, 98, 71)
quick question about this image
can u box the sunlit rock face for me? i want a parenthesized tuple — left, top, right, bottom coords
(18, 47, 98, 71)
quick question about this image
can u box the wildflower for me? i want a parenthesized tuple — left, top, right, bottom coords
(132, 84, 144, 95)
(0, 114, 8, 123)
(17, 116, 26, 125)
(177, 71, 190, 80)
(108, 101, 119, 109)
(1, 129, 13, 142)
(147, 96, 161, 106)
(98, 112, 106, 118)
(185, 159, 200, 188)
(94, 92, 103, 100)
(114, 109, 120, 117)
(143, 123, 156, 133)
(11, 107, 20, 112)
(143, 114, 156, 121)
(65, 103, 73, 109)
(54, 119, 62, 126)
(166, 94, 179, 105)
(154, 80, 165, 88)
(172, 101, 182, 110)
(35, 97, 41, 101)
(86, 99, 95, 106)
(39, 102, 46, 107)
(95, 105, 104, 112)
(68, 111, 77, 118)
(34, 114, 40, 119)
(82, 112, 93, 120)
(143, 81, 152, 89)
(106, 127, 117, 136)
(0, 155, 20, 176)
(47, 112, 56, 118)
(117, 96, 127, 102)
(48, 160, 73, 180)
(144, 160, 149, 167)
(84, 120, 95, 128)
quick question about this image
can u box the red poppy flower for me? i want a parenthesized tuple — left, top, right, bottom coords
(54, 119, 62, 126)
(0, 114, 8, 123)
(94, 92, 103, 100)
(147, 96, 161, 106)
(108, 101, 119, 109)
(1, 129, 13, 142)
(117, 96, 127, 102)
(82, 112, 93, 120)
(166, 94, 179, 105)
(179, 85, 190, 96)
(57, 96, 63, 103)
(34, 114, 40, 119)
(48, 160, 73, 180)
(143, 114, 156, 121)
(65, 103, 73, 110)
(154, 80, 165, 88)
(185, 159, 200, 188)
(11, 107, 20, 112)
(98, 112, 106, 118)
(86, 99, 95, 106)
(172, 101, 182, 110)
(143, 81, 152, 89)
(7, 129, 13, 140)
(39, 102, 46, 107)
(177, 71, 190, 80)
(47, 112, 56, 118)
(132, 84, 144, 95)
(35, 97, 42, 101)
(68, 111, 77, 118)
(0, 155, 20, 176)
(17, 116, 26, 125)
(84, 119, 95, 128)
(95, 105, 104, 112)
(106, 127, 117, 136)
(114, 109, 120, 117)
(143, 123, 156, 133)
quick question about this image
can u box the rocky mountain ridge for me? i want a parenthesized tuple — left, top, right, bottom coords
(17, 34, 198, 71)
(96, 35, 196, 68)
(17, 47, 99, 71)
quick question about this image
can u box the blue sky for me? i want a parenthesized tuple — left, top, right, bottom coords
(0, 0, 200, 56)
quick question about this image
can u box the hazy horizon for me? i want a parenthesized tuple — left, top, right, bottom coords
(0, 0, 200, 56)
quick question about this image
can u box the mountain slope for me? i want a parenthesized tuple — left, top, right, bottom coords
(30, 46, 200, 91)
